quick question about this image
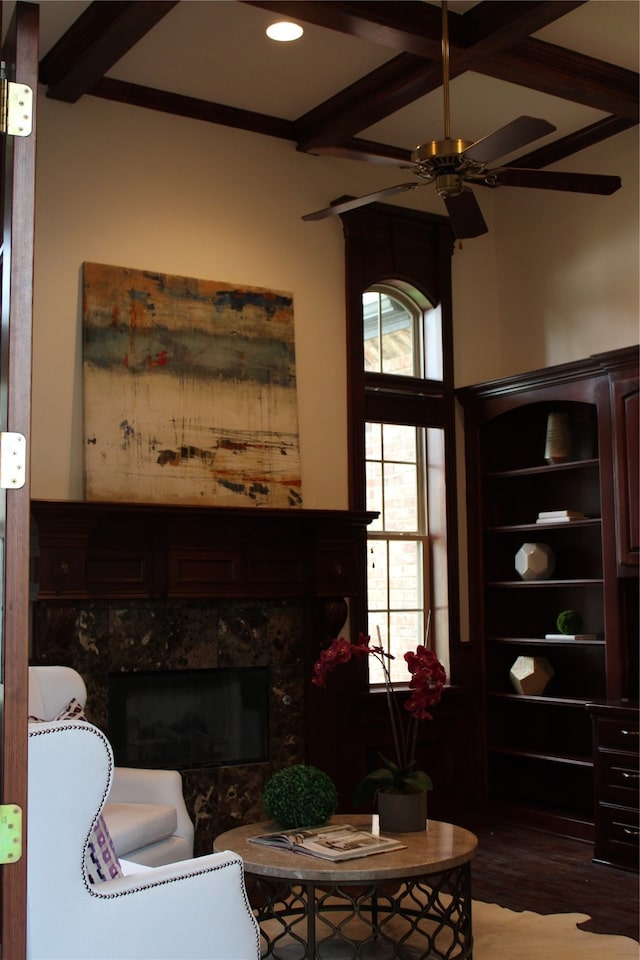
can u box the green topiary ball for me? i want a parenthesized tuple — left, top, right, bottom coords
(556, 609, 583, 634)
(263, 764, 337, 829)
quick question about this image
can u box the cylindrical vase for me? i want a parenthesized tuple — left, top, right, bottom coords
(378, 790, 427, 833)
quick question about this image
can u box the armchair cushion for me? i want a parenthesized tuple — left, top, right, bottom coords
(104, 801, 177, 856)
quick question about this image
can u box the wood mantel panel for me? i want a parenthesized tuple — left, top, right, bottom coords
(30, 500, 376, 602)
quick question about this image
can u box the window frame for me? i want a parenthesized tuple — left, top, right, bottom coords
(340, 201, 461, 682)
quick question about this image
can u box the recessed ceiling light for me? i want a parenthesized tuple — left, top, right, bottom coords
(266, 21, 303, 42)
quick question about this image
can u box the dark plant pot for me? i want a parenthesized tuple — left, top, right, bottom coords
(378, 790, 427, 833)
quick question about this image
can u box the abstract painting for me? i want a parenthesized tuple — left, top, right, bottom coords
(82, 262, 302, 507)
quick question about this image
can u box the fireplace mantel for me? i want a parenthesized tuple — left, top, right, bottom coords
(31, 500, 376, 603)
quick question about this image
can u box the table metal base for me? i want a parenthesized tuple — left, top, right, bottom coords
(246, 862, 473, 959)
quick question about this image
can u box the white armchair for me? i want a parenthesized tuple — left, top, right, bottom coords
(28, 666, 194, 866)
(27, 718, 260, 960)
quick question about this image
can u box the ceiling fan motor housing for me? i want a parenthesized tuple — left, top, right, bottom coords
(413, 138, 472, 164)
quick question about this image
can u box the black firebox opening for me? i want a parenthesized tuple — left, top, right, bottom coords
(108, 667, 270, 771)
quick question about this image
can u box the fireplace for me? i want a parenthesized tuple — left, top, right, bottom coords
(30, 499, 374, 854)
(108, 666, 270, 771)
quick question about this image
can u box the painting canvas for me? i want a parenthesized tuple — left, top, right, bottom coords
(82, 262, 302, 507)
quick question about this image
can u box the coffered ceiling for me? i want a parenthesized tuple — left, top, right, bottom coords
(11, 0, 638, 218)
(31, 1, 638, 167)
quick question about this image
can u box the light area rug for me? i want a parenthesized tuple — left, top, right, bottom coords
(470, 900, 638, 960)
(261, 898, 639, 959)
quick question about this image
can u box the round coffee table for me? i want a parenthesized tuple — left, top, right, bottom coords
(215, 814, 477, 959)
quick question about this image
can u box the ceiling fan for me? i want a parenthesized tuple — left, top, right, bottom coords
(302, 1, 621, 239)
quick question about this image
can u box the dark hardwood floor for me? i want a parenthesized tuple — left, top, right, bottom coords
(460, 817, 639, 942)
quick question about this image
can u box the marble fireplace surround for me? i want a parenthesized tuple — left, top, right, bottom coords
(30, 500, 374, 856)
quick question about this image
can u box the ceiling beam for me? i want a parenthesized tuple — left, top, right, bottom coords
(90, 77, 296, 140)
(294, 53, 448, 152)
(39, 0, 179, 103)
(459, 1, 585, 54)
(507, 115, 637, 169)
(483, 39, 639, 122)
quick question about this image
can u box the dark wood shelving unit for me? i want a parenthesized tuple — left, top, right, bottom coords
(457, 347, 639, 846)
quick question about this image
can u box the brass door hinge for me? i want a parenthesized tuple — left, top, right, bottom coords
(0, 432, 26, 488)
(0, 804, 22, 863)
(0, 78, 33, 136)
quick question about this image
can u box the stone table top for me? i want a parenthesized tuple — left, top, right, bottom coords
(214, 814, 478, 883)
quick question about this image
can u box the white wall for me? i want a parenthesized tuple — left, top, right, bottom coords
(491, 126, 639, 377)
(451, 126, 639, 386)
(31, 94, 638, 505)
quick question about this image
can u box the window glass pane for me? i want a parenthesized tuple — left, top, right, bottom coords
(380, 293, 414, 376)
(425, 303, 443, 381)
(367, 540, 388, 610)
(387, 612, 423, 683)
(427, 427, 449, 674)
(363, 292, 381, 373)
(363, 290, 420, 378)
(365, 421, 382, 460)
(388, 540, 421, 608)
(366, 460, 383, 530)
(383, 462, 418, 530)
(382, 423, 416, 463)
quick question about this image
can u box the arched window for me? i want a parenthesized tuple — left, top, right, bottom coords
(341, 202, 458, 683)
(363, 285, 442, 381)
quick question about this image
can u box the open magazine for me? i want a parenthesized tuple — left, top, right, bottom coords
(249, 823, 406, 862)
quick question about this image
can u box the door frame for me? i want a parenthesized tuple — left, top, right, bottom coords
(0, 3, 38, 957)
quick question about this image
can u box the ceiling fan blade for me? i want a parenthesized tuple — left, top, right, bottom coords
(302, 183, 423, 221)
(443, 189, 488, 239)
(311, 144, 416, 170)
(465, 116, 556, 166)
(492, 167, 622, 195)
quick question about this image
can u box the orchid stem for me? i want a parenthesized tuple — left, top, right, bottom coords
(376, 626, 404, 768)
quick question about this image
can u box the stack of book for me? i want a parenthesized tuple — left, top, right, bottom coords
(536, 509, 586, 524)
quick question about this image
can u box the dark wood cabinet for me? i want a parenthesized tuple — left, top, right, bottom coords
(458, 346, 639, 842)
(609, 366, 639, 569)
(589, 702, 639, 871)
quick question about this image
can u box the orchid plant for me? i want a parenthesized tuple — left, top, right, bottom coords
(312, 622, 447, 805)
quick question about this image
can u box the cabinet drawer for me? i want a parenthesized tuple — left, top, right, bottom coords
(246, 552, 306, 595)
(595, 804, 640, 871)
(597, 751, 640, 808)
(168, 549, 242, 595)
(37, 545, 88, 596)
(594, 717, 640, 752)
(86, 550, 154, 596)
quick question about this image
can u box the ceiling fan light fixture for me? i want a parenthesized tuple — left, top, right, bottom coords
(435, 173, 465, 199)
(266, 21, 303, 42)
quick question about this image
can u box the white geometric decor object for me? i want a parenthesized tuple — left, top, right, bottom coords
(509, 656, 555, 696)
(515, 542, 555, 581)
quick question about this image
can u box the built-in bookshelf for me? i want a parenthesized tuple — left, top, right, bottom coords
(458, 347, 638, 842)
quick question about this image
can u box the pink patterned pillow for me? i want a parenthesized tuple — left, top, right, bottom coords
(31, 697, 123, 883)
